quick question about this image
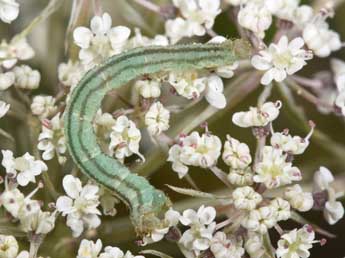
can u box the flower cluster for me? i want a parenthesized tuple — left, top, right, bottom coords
(165, 100, 343, 257)
(168, 131, 222, 178)
(166, 0, 221, 43)
(0, 182, 56, 236)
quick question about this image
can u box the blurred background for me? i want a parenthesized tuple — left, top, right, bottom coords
(0, 0, 345, 257)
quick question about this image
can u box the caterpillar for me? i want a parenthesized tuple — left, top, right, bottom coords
(64, 40, 250, 235)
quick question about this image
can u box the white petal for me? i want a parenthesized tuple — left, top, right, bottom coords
(56, 196, 73, 214)
(62, 175, 82, 199)
(73, 27, 93, 49)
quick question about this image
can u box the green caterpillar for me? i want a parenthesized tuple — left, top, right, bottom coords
(64, 40, 250, 235)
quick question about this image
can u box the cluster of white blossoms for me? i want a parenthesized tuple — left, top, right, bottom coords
(226, 0, 341, 57)
(0, 181, 56, 236)
(168, 131, 222, 178)
(73, 13, 130, 68)
(0, 37, 37, 121)
(0, 40, 39, 90)
(165, 99, 344, 257)
(166, 0, 221, 43)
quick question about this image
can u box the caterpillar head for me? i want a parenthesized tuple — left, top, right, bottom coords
(132, 190, 172, 237)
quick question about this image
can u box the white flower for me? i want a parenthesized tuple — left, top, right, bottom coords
(109, 115, 144, 162)
(0, 235, 18, 258)
(252, 36, 312, 85)
(31, 95, 57, 118)
(0, 38, 34, 69)
(303, 15, 341, 58)
(254, 146, 302, 189)
(145, 102, 170, 136)
(284, 184, 314, 212)
(222, 135, 252, 169)
(73, 13, 130, 66)
(227, 168, 254, 186)
(142, 208, 180, 245)
(242, 206, 276, 234)
(210, 232, 244, 258)
(37, 113, 66, 164)
(13, 65, 40, 90)
(135, 79, 161, 99)
(0, 0, 19, 23)
(56, 175, 101, 237)
(293, 5, 314, 27)
(166, 0, 220, 43)
(0, 100, 10, 118)
(58, 60, 84, 88)
(232, 186, 262, 211)
(1, 150, 47, 186)
(313, 167, 344, 225)
(245, 232, 265, 258)
(232, 101, 281, 128)
(179, 205, 216, 255)
(77, 239, 103, 258)
(270, 128, 313, 155)
(276, 225, 315, 258)
(204, 75, 226, 109)
(270, 197, 291, 221)
(237, 2, 272, 39)
(165, 18, 192, 44)
(266, 0, 299, 21)
(168, 132, 222, 178)
(20, 209, 56, 234)
(168, 71, 206, 99)
(0, 71, 15, 90)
